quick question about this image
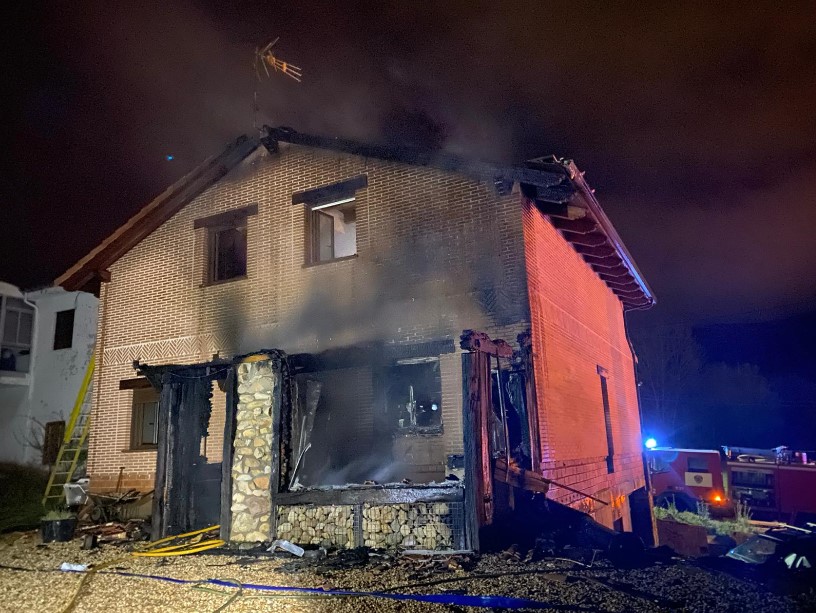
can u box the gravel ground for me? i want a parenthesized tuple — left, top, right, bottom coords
(1, 530, 813, 612)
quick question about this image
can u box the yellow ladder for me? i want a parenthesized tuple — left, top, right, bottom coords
(42, 354, 95, 507)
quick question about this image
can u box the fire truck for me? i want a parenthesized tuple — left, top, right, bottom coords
(647, 446, 816, 525)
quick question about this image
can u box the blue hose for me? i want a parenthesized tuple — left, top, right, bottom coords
(100, 570, 553, 609)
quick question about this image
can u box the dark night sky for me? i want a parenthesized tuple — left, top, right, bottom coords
(3, 2, 816, 435)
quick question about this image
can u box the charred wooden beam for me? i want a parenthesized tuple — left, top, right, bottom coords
(550, 217, 599, 234)
(531, 199, 586, 220)
(558, 231, 609, 248)
(601, 277, 641, 291)
(460, 330, 513, 358)
(581, 254, 625, 269)
(461, 352, 481, 550)
(595, 266, 633, 279)
(219, 368, 238, 542)
(292, 175, 368, 206)
(193, 203, 258, 229)
(493, 458, 551, 494)
(519, 183, 575, 204)
(572, 244, 617, 258)
(119, 377, 153, 390)
(275, 485, 464, 506)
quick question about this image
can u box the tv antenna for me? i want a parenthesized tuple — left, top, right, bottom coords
(252, 38, 302, 132)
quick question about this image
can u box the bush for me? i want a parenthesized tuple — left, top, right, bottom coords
(0, 462, 49, 532)
(654, 498, 757, 537)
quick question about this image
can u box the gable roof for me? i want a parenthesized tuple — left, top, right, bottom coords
(57, 127, 654, 310)
(55, 135, 261, 293)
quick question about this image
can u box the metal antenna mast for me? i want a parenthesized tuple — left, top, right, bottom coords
(252, 38, 302, 132)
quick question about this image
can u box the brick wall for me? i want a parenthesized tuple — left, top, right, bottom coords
(88, 140, 647, 526)
(521, 199, 645, 523)
(89, 143, 529, 491)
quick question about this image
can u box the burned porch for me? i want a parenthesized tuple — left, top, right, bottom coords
(137, 330, 546, 551)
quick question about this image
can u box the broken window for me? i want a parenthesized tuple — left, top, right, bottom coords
(131, 387, 160, 449)
(53, 309, 75, 350)
(309, 197, 357, 263)
(490, 367, 532, 470)
(386, 358, 442, 431)
(208, 223, 247, 283)
(0, 296, 34, 372)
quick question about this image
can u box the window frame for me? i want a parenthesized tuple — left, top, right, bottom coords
(388, 356, 443, 432)
(53, 308, 75, 350)
(207, 222, 248, 284)
(293, 175, 367, 267)
(0, 295, 34, 350)
(0, 295, 34, 373)
(598, 366, 615, 474)
(130, 387, 160, 450)
(305, 199, 358, 265)
(193, 204, 258, 286)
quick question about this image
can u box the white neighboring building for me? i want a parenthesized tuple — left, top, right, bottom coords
(0, 282, 97, 465)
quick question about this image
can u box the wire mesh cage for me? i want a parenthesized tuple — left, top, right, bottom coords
(362, 501, 465, 550)
(275, 504, 356, 548)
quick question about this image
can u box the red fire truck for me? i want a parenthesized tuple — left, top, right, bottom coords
(647, 446, 816, 525)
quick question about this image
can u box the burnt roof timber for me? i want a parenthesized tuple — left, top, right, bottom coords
(549, 217, 600, 234)
(572, 244, 617, 258)
(565, 160, 655, 307)
(557, 231, 609, 247)
(263, 126, 572, 192)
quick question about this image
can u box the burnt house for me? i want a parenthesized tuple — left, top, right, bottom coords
(57, 127, 654, 548)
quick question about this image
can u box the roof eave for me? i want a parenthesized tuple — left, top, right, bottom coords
(56, 135, 261, 292)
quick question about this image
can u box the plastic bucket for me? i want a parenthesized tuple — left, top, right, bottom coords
(40, 518, 77, 543)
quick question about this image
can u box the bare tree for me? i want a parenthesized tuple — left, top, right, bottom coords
(630, 324, 702, 440)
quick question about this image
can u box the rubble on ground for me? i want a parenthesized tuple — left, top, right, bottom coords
(1, 527, 814, 612)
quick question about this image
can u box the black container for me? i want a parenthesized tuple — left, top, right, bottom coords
(40, 518, 77, 543)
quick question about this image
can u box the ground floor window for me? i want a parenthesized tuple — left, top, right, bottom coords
(130, 387, 159, 449)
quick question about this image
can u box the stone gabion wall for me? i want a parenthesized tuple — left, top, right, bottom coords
(275, 505, 355, 548)
(229, 358, 277, 542)
(362, 502, 455, 549)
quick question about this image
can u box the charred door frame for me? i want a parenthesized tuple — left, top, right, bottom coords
(138, 360, 228, 539)
(460, 330, 514, 550)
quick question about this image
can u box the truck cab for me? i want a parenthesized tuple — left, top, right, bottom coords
(647, 447, 728, 513)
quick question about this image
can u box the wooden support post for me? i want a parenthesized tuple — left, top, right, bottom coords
(461, 352, 480, 551)
(151, 380, 177, 539)
(267, 361, 284, 541)
(219, 368, 238, 542)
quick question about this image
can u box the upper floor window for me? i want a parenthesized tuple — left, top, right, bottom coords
(0, 296, 34, 373)
(292, 175, 367, 265)
(193, 204, 258, 285)
(209, 224, 247, 283)
(53, 309, 75, 350)
(311, 198, 357, 263)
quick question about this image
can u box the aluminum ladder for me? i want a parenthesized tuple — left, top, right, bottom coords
(42, 354, 95, 507)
